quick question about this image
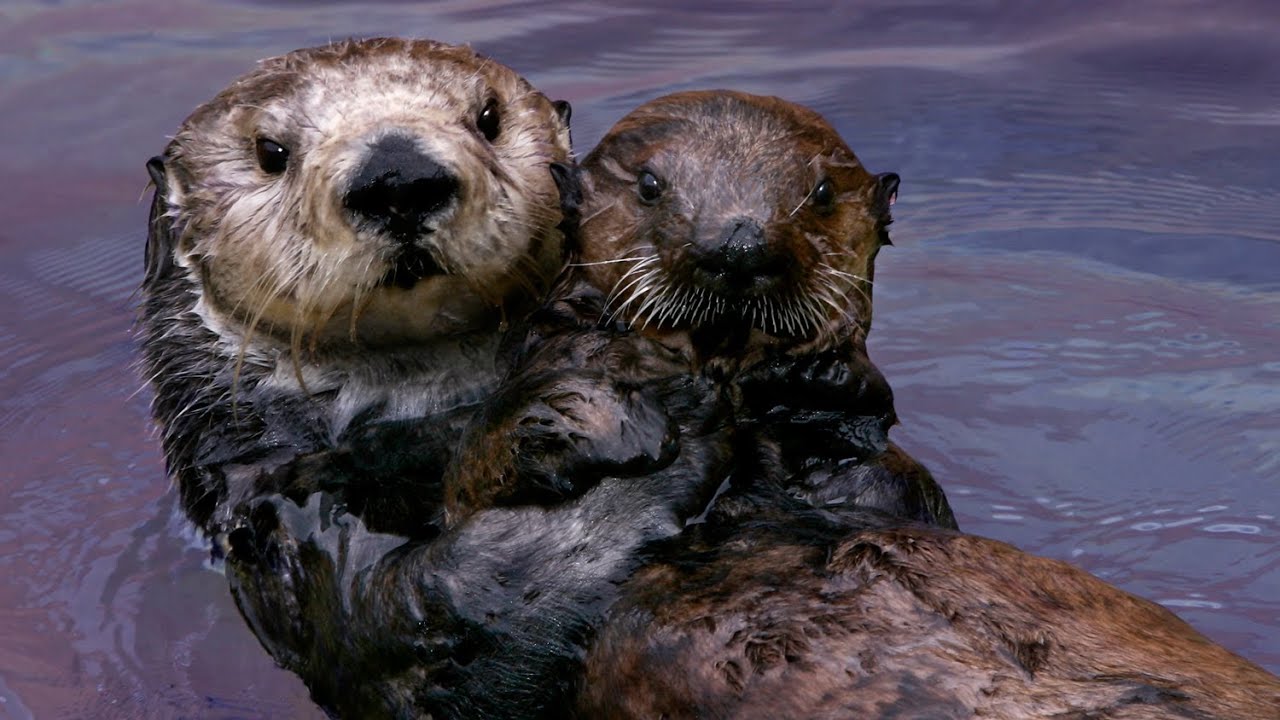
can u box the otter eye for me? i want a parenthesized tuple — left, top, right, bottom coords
(637, 170, 663, 204)
(255, 138, 289, 174)
(477, 99, 501, 142)
(812, 178, 836, 211)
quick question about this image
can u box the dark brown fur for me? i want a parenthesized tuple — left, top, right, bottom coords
(580, 514, 1280, 718)
(558, 91, 1279, 720)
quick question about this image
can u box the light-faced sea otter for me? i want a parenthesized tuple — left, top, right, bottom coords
(140, 37, 573, 540)
(142, 50, 950, 716)
(139, 37, 582, 715)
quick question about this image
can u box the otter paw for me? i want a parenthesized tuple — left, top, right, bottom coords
(507, 383, 679, 503)
(736, 347, 897, 468)
(447, 378, 680, 516)
(739, 347, 893, 417)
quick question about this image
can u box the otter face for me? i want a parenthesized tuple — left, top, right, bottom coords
(572, 90, 897, 345)
(149, 38, 571, 349)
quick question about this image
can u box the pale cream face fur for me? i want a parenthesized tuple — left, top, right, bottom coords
(159, 39, 571, 350)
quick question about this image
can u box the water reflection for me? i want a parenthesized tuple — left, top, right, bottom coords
(1, 0, 1276, 716)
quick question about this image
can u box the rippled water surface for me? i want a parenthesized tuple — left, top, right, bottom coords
(2, 1, 1277, 716)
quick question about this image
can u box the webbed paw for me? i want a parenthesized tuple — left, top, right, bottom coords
(737, 345, 896, 465)
(446, 375, 679, 519)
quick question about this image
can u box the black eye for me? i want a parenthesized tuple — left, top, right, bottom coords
(477, 99, 501, 142)
(255, 138, 289, 174)
(637, 170, 663, 204)
(812, 178, 835, 211)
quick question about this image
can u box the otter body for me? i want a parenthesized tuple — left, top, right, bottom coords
(140, 38, 585, 715)
(581, 505, 1280, 719)
(561, 92, 1279, 720)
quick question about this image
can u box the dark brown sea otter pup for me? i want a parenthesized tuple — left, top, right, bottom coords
(560, 93, 1280, 720)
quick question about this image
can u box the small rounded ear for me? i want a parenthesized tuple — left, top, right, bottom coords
(875, 172, 900, 210)
(144, 155, 178, 288)
(551, 99, 573, 148)
(552, 99, 572, 126)
(873, 172, 900, 246)
(549, 161, 583, 216)
(549, 161, 584, 251)
(146, 156, 166, 189)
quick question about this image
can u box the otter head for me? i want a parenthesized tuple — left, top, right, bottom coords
(145, 38, 572, 351)
(560, 90, 897, 354)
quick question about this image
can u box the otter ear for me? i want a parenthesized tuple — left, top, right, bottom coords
(550, 161, 584, 251)
(549, 161, 583, 217)
(144, 156, 177, 288)
(551, 99, 573, 148)
(875, 172, 900, 210)
(874, 172, 899, 246)
(552, 100, 572, 127)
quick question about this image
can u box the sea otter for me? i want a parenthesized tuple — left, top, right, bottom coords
(138, 37, 583, 714)
(560, 93, 1280, 720)
(149, 71, 947, 712)
(140, 37, 572, 540)
(420, 90, 1275, 718)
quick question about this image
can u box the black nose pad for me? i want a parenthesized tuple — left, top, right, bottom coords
(696, 219, 788, 282)
(344, 135, 460, 241)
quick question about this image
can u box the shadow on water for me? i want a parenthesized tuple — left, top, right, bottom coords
(0, 0, 1276, 716)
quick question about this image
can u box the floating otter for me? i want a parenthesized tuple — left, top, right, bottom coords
(138, 37, 582, 714)
(560, 92, 1280, 720)
(436, 90, 1277, 718)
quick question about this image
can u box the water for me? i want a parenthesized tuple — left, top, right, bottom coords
(1, 1, 1277, 716)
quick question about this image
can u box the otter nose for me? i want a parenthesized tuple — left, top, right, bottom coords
(695, 219, 789, 283)
(344, 135, 460, 241)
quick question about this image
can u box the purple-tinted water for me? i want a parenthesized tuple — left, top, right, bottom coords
(1, 1, 1276, 716)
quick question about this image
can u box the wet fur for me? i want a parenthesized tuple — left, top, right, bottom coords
(139, 38, 609, 717)
(137, 55, 1277, 720)
(580, 498, 1280, 719)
